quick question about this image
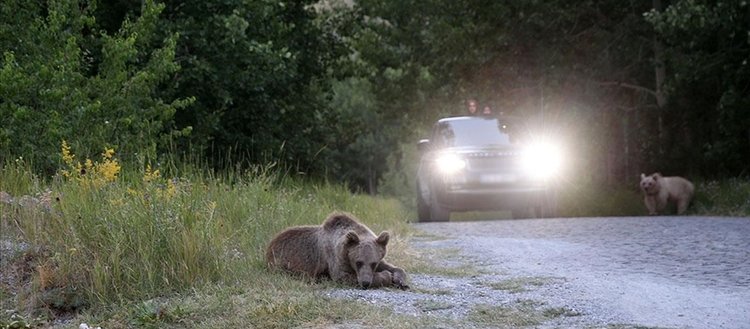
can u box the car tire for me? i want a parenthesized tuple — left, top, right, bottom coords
(429, 192, 450, 222)
(512, 207, 533, 219)
(416, 183, 432, 222)
(539, 189, 559, 218)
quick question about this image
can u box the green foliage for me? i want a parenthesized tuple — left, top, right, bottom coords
(0, 311, 40, 329)
(129, 300, 188, 328)
(0, 158, 38, 196)
(145, 0, 339, 174)
(468, 302, 547, 327)
(348, 0, 664, 189)
(327, 77, 401, 193)
(2, 0, 748, 199)
(0, 0, 192, 173)
(646, 0, 750, 176)
(353, 0, 748, 191)
(378, 132, 425, 207)
(557, 182, 645, 217)
(691, 178, 750, 216)
(353, 0, 652, 111)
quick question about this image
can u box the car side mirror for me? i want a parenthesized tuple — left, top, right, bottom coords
(417, 139, 431, 153)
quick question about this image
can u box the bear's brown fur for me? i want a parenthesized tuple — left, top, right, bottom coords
(639, 173, 695, 215)
(266, 212, 408, 289)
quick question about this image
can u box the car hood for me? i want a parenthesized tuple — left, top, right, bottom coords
(434, 145, 523, 156)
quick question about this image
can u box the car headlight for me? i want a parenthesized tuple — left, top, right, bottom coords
(435, 153, 466, 174)
(521, 141, 563, 179)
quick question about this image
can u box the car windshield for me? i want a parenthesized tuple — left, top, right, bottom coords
(433, 117, 522, 148)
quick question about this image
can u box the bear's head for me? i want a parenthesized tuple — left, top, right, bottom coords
(344, 231, 388, 289)
(640, 173, 662, 195)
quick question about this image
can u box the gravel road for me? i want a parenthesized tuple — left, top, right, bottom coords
(327, 216, 750, 329)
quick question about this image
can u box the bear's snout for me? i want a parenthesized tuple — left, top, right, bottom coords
(359, 281, 371, 289)
(641, 180, 656, 192)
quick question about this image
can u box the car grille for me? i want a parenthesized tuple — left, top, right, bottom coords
(465, 152, 520, 170)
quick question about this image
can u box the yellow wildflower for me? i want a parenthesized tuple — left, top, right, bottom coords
(165, 179, 177, 198)
(58, 141, 121, 184)
(98, 157, 121, 182)
(109, 198, 125, 207)
(143, 164, 161, 183)
(84, 159, 94, 174)
(102, 148, 115, 160)
(61, 140, 75, 166)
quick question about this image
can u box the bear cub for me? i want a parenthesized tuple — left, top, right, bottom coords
(266, 212, 408, 290)
(639, 173, 695, 215)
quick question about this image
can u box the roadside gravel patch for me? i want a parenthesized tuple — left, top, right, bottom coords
(414, 217, 750, 329)
(325, 233, 634, 328)
(326, 217, 750, 328)
(0, 239, 29, 289)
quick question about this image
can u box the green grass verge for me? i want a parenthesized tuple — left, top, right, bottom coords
(691, 178, 750, 216)
(486, 277, 561, 294)
(0, 158, 416, 328)
(468, 299, 580, 328)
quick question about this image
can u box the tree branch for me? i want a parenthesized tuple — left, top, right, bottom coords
(597, 81, 657, 98)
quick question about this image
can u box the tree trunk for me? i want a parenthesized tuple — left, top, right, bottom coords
(653, 0, 667, 155)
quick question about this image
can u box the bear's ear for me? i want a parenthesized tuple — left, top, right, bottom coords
(345, 231, 360, 246)
(376, 231, 390, 247)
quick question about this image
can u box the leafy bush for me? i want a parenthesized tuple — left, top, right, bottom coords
(0, 0, 192, 173)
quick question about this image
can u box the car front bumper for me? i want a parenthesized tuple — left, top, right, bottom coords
(433, 183, 551, 212)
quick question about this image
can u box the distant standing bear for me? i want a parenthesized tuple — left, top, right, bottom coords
(639, 173, 695, 215)
(266, 212, 409, 290)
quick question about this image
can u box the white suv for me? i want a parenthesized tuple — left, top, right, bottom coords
(416, 116, 563, 222)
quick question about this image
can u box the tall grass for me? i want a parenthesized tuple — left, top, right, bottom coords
(691, 178, 750, 216)
(557, 182, 645, 217)
(0, 156, 411, 320)
(0, 158, 39, 195)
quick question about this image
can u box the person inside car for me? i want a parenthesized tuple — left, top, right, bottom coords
(482, 105, 493, 116)
(466, 98, 479, 116)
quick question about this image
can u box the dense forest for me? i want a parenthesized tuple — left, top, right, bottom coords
(1, 0, 748, 193)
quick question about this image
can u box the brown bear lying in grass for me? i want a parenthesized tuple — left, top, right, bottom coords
(266, 212, 409, 290)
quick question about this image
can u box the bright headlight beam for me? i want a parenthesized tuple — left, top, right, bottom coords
(435, 153, 466, 174)
(522, 141, 563, 179)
